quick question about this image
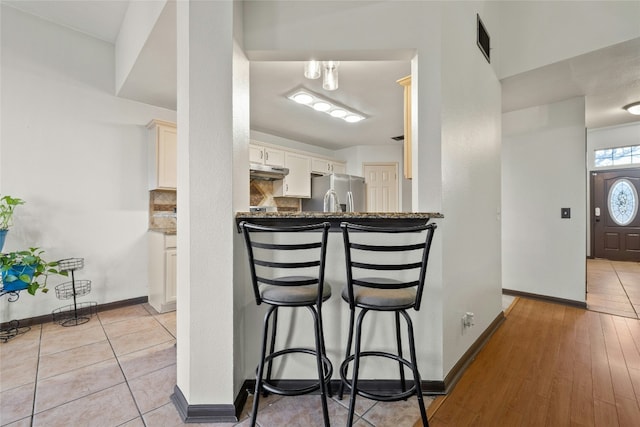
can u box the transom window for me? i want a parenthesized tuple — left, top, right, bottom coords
(594, 145, 640, 167)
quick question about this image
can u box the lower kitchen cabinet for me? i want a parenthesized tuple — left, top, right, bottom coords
(148, 231, 177, 313)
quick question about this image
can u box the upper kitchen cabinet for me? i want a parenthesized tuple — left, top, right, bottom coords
(147, 119, 177, 190)
(311, 157, 346, 175)
(250, 143, 285, 167)
(397, 75, 412, 179)
(274, 152, 311, 198)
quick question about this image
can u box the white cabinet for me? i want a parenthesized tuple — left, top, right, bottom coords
(147, 120, 177, 190)
(274, 152, 311, 198)
(311, 158, 346, 175)
(250, 144, 285, 167)
(332, 162, 346, 174)
(148, 232, 177, 313)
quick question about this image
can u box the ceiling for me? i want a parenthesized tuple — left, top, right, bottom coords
(502, 37, 640, 130)
(5, 1, 640, 151)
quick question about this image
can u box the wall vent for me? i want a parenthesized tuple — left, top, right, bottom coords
(477, 14, 490, 64)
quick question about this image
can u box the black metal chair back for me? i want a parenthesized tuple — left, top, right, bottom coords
(341, 221, 437, 311)
(240, 221, 331, 307)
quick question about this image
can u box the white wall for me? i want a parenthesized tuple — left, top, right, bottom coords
(115, 0, 167, 94)
(439, 1, 503, 374)
(497, 1, 640, 78)
(502, 97, 587, 303)
(585, 122, 640, 254)
(1, 5, 176, 323)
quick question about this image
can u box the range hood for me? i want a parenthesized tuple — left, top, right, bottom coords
(249, 163, 289, 180)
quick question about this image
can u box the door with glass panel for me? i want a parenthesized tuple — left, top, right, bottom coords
(591, 168, 640, 261)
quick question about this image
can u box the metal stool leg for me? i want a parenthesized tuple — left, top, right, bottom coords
(347, 308, 368, 427)
(401, 310, 429, 427)
(317, 305, 333, 398)
(309, 306, 331, 427)
(264, 308, 279, 397)
(338, 308, 355, 400)
(395, 311, 407, 395)
(251, 306, 277, 427)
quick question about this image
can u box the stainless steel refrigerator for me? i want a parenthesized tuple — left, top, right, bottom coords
(302, 173, 366, 212)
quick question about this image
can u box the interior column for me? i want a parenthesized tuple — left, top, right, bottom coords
(172, 0, 241, 422)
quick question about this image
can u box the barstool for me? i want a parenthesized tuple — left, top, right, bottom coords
(239, 221, 333, 427)
(338, 221, 437, 427)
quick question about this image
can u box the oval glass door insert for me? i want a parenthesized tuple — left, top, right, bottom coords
(608, 178, 638, 226)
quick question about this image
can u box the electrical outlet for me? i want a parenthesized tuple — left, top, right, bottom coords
(462, 312, 475, 328)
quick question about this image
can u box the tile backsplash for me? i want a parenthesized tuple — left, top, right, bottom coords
(149, 181, 299, 230)
(149, 189, 176, 230)
(250, 179, 300, 212)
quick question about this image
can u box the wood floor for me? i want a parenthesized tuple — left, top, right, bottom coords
(587, 259, 640, 319)
(427, 297, 640, 427)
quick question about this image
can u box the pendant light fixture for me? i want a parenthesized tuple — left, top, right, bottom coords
(304, 60, 321, 79)
(322, 61, 339, 91)
(303, 60, 340, 91)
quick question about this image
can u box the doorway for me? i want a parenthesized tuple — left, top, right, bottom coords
(363, 163, 399, 212)
(590, 168, 640, 261)
(587, 168, 640, 318)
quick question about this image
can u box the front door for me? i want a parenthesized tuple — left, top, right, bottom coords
(591, 168, 640, 261)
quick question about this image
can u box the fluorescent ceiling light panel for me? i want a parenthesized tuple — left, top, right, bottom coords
(292, 93, 313, 104)
(287, 89, 366, 124)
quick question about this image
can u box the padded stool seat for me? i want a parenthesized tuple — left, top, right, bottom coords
(261, 278, 331, 305)
(341, 282, 416, 309)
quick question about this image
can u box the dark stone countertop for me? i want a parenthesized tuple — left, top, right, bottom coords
(235, 211, 443, 231)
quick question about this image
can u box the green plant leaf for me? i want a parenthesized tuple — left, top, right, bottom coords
(27, 283, 38, 295)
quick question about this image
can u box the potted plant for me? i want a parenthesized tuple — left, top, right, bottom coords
(0, 195, 25, 252)
(0, 248, 67, 295)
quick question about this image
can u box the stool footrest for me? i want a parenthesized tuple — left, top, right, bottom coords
(258, 347, 333, 396)
(340, 350, 419, 402)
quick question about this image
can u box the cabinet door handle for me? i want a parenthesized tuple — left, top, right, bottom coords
(286, 184, 288, 192)
(265, 152, 269, 161)
(260, 151, 264, 159)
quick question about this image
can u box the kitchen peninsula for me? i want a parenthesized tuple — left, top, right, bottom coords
(234, 210, 444, 387)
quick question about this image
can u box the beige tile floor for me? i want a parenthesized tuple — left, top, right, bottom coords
(1, 303, 435, 427)
(587, 258, 640, 319)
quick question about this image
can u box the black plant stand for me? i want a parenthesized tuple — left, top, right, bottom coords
(52, 258, 96, 327)
(0, 288, 30, 342)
